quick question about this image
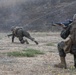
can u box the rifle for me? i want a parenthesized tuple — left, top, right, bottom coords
(52, 19, 73, 29)
(52, 22, 66, 28)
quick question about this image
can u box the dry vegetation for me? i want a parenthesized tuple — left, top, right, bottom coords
(0, 32, 76, 75)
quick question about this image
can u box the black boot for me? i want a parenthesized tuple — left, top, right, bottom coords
(34, 41, 38, 45)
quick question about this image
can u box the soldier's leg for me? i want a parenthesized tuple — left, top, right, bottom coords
(12, 35, 15, 43)
(58, 41, 66, 57)
(23, 31, 38, 45)
(25, 35, 38, 45)
(74, 54, 76, 68)
(54, 41, 67, 69)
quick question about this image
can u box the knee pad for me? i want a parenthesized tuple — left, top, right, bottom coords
(20, 40, 25, 44)
(58, 41, 65, 49)
(58, 42, 66, 57)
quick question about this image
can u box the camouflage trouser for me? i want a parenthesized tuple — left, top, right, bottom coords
(23, 32, 38, 45)
(58, 41, 66, 57)
(57, 39, 76, 56)
(58, 39, 72, 56)
(58, 41, 76, 68)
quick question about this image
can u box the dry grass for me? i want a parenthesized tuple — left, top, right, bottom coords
(0, 32, 76, 75)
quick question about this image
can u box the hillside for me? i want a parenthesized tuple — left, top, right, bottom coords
(0, 0, 76, 31)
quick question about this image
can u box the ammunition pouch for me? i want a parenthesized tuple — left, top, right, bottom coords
(60, 25, 71, 39)
(61, 29, 69, 39)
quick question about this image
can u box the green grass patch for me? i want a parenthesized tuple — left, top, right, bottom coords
(7, 49, 44, 57)
(46, 43, 55, 46)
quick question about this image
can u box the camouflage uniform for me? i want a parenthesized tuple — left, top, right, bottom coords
(54, 14, 76, 69)
(9, 26, 38, 44)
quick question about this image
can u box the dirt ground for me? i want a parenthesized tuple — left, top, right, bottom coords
(0, 32, 76, 75)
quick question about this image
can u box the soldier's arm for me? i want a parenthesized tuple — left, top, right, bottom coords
(7, 34, 13, 37)
(12, 35, 15, 43)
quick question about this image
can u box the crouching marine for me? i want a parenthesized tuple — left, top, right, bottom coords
(8, 26, 38, 45)
(54, 14, 76, 69)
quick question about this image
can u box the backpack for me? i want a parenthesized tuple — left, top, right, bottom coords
(13, 27, 22, 35)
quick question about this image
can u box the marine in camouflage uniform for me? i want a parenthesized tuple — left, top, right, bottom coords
(54, 14, 76, 69)
(8, 26, 38, 45)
